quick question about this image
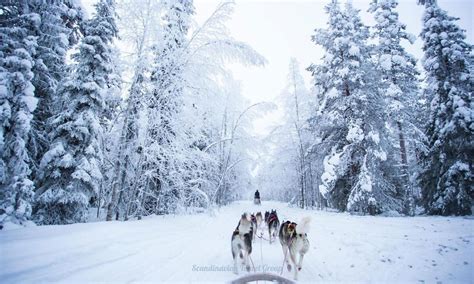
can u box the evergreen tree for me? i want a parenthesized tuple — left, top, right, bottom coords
(28, 0, 84, 182)
(308, 1, 400, 214)
(369, 0, 420, 215)
(35, 0, 119, 224)
(0, 1, 39, 226)
(418, 1, 473, 215)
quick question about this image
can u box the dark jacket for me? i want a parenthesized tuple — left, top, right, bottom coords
(254, 190, 260, 199)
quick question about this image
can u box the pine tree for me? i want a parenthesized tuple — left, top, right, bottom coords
(0, 2, 39, 227)
(419, 1, 473, 215)
(369, 0, 420, 215)
(35, 0, 119, 224)
(308, 1, 400, 214)
(28, 0, 84, 183)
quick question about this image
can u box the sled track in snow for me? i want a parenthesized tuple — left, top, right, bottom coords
(0, 201, 472, 283)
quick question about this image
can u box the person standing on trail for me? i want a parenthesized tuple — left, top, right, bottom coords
(254, 190, 260, 200)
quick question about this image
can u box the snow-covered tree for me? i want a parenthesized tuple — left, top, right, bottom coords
(418, 1, 473, 215)
(103, 0, 265, 220)
(28, 1, 84, 182)
(35, 0, 119, 224)
(369, 0, 421, 215)
(136, 0, 195, 215)
(181, 1, 266, 208)
(272, 58, 314, 208)
(308, 1, 401, 214)
(0, 2, 39, 227)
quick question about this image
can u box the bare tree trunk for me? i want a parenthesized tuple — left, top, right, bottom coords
(397, 121, 414, 216)
(106, 160, 121, 221)
(97, 183, 102, 219)
(308, 161, 315, 208)
(397, 121, 408, 171)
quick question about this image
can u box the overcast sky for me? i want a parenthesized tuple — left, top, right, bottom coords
(192, 0, 473, 134)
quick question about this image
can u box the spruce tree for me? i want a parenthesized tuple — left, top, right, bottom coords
(35, 0, 119, 224)
(369, 0, 420, 215)
(0, 2, 39, 226)
(309, 1, 400, 214)
(419, 1, 473, 215)
(28, 0, 84, 182)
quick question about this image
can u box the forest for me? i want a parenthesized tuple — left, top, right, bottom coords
(0, 0, 472, 229)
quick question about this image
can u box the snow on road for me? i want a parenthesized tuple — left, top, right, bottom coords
(1, 201, 473, 283)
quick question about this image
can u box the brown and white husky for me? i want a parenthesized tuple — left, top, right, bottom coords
(279, 217, 311, 280)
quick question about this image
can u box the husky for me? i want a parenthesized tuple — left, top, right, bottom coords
(279, 217, 311, 280)
(264, 211, 270, 223)
(231, 213, 253, 274)
(250, 212, 263, 239)
(266, 209, 280, 244)
(255, 212, 263, 229)
(250, 213, 258, 241)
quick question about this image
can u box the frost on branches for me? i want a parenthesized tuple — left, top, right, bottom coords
(369, 0, 421, 215)
(35, 0, 119, 224)
(418, 1, 473, 215)
(28, 0, 84, 183)
(0, 3, 39, 227)
(308, 1, 401, 214)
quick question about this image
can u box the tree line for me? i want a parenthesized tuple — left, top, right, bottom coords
(0, 0, 267, 226)
(257, 0, 472, 216)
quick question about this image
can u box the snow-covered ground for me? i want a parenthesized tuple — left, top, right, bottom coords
(1, 201, 473, 283)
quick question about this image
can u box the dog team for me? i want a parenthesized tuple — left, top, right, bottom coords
(231, 209, 311, 280)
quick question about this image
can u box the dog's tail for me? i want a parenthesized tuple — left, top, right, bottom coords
(298, 216, 311, 234)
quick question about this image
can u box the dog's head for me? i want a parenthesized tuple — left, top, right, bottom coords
(288, 222, 297, 235)
(241, 212, 251, 222)
(238, 213, 253, 233)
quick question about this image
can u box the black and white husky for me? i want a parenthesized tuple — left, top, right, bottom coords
(266, 209, 280, 244)
(231, 213, 253, 274)
(279, 217, 311, 280)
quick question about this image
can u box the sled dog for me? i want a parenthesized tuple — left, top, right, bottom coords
(231, 213, 253, 274)
(255, 212, 263, 229)
(250, 213, 258, 241)
(279, 217, 311, 280)
(266, 209, 280, 244)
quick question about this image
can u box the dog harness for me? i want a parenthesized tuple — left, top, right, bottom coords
(268, 214, 278, 223)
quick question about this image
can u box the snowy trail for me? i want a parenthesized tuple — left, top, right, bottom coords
(1, 201, 473, 283)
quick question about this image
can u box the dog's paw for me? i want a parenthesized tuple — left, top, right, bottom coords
(287, 264, 292, 272)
